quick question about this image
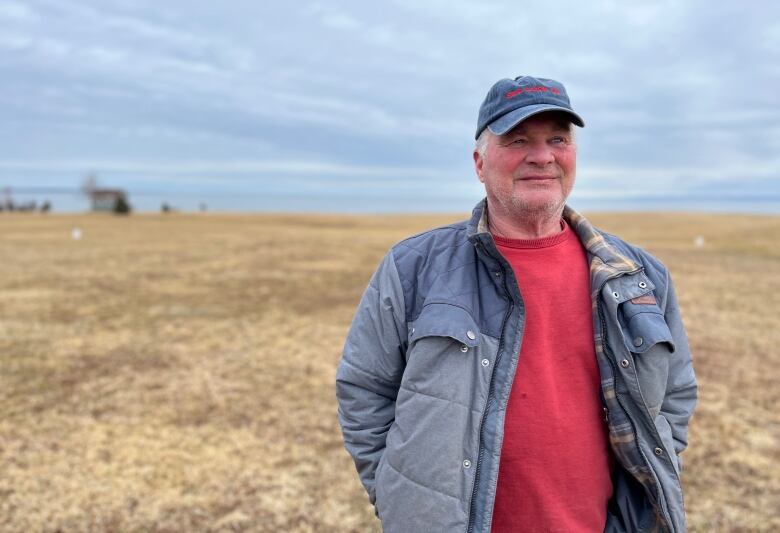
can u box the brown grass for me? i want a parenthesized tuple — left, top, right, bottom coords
(0, 210, 778, 532)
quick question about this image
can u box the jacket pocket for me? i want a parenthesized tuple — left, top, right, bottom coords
(401, 303, 487, 405)
(619, 298, 675, 354)
(409, 302, 481, 348)
(655, 414, 681, 476)
(374, 450, 389, 517)
(618, 300, 675, 415)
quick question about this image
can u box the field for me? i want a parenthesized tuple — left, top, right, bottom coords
(1, 210, 778, 532)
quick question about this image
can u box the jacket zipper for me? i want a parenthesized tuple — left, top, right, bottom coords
(597, 269, 675, 532)
(466, 249, 514, 533)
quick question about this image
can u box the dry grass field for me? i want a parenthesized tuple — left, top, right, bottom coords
(1, 209, 778, 532)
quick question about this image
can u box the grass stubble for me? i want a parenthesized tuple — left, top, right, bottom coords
(0, 210, 777, 532)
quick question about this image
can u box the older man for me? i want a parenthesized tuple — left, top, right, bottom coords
(336, 76, 697, 532)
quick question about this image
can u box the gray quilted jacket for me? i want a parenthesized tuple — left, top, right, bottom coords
(336, 199, 697, 532)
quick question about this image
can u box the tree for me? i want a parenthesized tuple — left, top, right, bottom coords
(113, 195, 131, 214)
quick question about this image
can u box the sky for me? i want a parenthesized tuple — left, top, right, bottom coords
(2, 0, 779, 213)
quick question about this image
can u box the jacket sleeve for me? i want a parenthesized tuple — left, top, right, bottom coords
(335, 251, 407, 506)
(660, 269, 698, 466)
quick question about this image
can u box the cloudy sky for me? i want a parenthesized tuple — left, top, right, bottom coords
(2, 0, 779, 212)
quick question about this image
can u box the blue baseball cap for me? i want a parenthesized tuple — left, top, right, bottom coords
(475, 76, 584, 139)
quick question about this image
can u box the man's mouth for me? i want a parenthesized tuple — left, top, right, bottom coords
(519, 175, 557, 181)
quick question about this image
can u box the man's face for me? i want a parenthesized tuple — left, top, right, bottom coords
(474, 112, 577, 221)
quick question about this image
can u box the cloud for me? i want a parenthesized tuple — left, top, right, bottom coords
(0, 1, 37, 22)
(1, 0, 778, 211)
(0, 157, 452, 178)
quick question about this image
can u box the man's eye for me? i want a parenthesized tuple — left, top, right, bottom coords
(551, 136, 567, 144)
(511, 138, 526, 145)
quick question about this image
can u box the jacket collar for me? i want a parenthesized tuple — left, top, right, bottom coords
(467, 197, 640, 274)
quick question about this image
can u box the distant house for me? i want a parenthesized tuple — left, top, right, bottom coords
(89, 189, 127, 212)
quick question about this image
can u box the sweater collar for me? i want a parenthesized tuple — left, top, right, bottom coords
(467, 197, 640, 273)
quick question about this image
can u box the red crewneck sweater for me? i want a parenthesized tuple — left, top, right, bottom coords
(490, 219, 613, 533)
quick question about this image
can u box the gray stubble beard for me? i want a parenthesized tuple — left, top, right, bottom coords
(494, 180, 571, 228)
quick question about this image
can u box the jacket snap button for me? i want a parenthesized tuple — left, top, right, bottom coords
(612, 291, 620, 299)
(654, 447, 663, 456)
(466, 330, 476, 340)
(633, 337, 643, 347)
(639, 281, 647, 289)
(494, 271, 501, 278)
(620, 359, 630, 368)
(481, 358, 489, 367)
(463, 459, 471, 468)
(460, 345, 469, 353)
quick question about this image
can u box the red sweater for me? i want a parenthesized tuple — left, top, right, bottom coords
(490, 219, 613, 533)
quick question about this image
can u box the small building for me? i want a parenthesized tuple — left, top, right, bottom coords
(89, 189, 127, 212)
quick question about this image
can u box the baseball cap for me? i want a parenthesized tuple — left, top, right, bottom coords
(475, 76, 584, 139)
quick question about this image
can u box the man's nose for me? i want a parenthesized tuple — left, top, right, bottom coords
(525, 142, 554, 166)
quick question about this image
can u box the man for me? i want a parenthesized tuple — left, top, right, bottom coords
(336, 75, 697, 532)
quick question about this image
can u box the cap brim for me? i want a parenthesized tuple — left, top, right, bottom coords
(487, 104, 585, 136)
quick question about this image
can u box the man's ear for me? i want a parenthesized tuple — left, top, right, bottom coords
(473, 150, 485, 183)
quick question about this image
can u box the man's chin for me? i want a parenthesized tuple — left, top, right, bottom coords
(514, 192, 564, 208)
(508, 195, 567, 219)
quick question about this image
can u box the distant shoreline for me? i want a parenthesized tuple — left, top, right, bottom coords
(2, 209, 778, 219)
(3, 191, 779, 215)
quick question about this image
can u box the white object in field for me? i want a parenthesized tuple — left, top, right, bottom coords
(693, 235, 705, 248)
(71, 227, 82, 241)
